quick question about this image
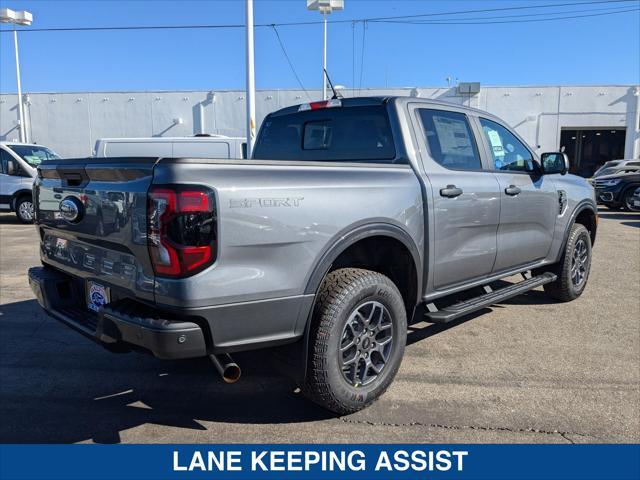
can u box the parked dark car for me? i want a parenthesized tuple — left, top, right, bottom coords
(591, 165, 640, 179)
(594, 171, 640, 210)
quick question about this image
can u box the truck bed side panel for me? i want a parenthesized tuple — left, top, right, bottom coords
(153, 159, 424, 306)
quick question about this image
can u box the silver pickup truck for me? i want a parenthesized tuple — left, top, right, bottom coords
(28, 96, 597, 414)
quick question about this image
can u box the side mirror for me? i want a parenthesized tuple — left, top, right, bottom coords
(6, 159, 16, 176)
(541, 152, 569, 175)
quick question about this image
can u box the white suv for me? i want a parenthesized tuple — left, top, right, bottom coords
(0, 142, 61, 223)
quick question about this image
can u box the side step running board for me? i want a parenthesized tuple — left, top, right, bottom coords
(424, 272, 557, 324)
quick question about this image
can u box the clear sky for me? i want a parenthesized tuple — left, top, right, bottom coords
(0, 0, 639, 93)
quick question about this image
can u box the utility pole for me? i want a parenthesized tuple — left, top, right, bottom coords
(245, 0, 256, 158)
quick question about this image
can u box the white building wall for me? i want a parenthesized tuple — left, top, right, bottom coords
(1, 85, 638, 160)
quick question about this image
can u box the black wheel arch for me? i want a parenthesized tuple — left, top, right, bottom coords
(285, 223, 422, 385)
(622, 183, 640, 204)
(303, 222, 423, 305)
(556, 200, 598, 262)
(11, 189, 33, 211)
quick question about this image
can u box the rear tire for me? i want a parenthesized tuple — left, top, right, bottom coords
(542, 223, 592, 302)
(15, 196, 34, 224)
(302, 268, 407, 415)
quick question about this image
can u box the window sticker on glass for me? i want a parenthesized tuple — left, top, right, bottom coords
(487, 129, 504, 157)
(432, 116, 474, 156)
(23, 155, 43, 166)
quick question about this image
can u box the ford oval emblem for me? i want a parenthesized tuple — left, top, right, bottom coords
(59, 197, 83, 223)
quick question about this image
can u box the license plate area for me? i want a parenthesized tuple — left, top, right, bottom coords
(87, 281, 110, 312)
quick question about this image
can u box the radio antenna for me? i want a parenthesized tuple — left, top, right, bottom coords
(324, 68, 342, 99)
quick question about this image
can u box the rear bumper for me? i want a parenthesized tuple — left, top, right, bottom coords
(28, 266, 207, 359)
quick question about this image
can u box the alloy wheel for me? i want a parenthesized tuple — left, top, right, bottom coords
(339, 300, 394, 387)
(625, 194, 635, 211)
(18, 201, 34, 222)
(570, 238, 588, 287)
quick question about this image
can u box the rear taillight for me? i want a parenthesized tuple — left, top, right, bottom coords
(147, 186, 216, 277)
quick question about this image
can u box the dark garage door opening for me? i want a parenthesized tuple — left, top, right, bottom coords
(560, 128, 626, 177)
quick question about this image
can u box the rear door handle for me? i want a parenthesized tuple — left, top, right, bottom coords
(505, 185, 521, 196)
(440, 185, 463, 198)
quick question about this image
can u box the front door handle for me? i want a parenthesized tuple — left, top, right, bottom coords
(440, 185, 463, 198)
(505, 185, 522, 196)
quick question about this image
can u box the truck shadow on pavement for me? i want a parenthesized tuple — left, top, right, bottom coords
(405, 280, 557, 346)
(0, 215, 24, 225)
(0, 299, 334, 444)
(596, 210, 640, 225)
(0, 278, 571, 444)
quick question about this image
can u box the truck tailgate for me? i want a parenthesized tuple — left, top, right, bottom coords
(34, 157, 158, 303)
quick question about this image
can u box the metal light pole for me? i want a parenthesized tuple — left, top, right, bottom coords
(322, 14, 327, 100)
(307, 0, 344, 100)
(12, 26, 25, 142)
(245, 0, 256, 158)
(1, 8, 33, 143)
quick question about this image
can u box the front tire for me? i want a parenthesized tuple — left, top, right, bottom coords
(302, 268, 407, 415)
(623, 188, 638, 211)
(15, 196, 34, 223)
(542, 223, 592, 302)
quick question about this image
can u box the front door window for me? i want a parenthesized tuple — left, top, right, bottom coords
(480, 118, 535, 173)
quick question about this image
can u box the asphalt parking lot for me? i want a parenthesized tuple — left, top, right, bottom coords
(0, 210, 638, 444)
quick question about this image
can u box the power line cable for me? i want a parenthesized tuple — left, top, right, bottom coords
(375, 3, 637, 23)
(270, 25, 311, 100)
(1, 0, 635, 33)
(352, 21, 356, 96)
(0, 23, 245, 33)
(362, 0, 636, 22)
(358, 20, 367, 95)
(375, 6, 639, 25)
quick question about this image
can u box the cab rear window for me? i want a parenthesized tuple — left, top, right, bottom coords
(253, 105, 397, 162)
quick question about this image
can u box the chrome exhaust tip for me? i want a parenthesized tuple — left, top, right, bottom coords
(209, 353, 241, 383)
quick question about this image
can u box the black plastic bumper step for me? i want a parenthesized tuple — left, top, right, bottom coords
(424, 272, 557, 324)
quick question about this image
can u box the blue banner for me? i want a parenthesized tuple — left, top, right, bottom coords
(1, 444, 638, 480)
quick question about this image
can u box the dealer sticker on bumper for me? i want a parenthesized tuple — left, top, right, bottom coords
(87, 281, 110, 312)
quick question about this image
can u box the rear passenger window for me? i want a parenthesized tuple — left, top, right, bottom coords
(480, 118, 535, 172)
(418, 109, 481, 170)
